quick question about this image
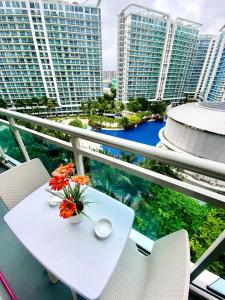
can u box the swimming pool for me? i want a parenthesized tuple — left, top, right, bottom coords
(96, 120, 165, 156)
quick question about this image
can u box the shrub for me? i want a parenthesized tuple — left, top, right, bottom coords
(89, 115, 103, 129)
(69, 118, 83, 128)
(127, 115, 141, 126)
(119, 117, 129, 129)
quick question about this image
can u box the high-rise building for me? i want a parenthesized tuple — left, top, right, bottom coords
(193, 35, 217, 99)
(0, 0, 103, 115)
(199, 25, 225, 102)
(117, 5, 170, 103)
(161, 18, 201, 101)
(181, 35, 214, 98)
(117, 4, 202, 103)
(103, 71, 117, 81)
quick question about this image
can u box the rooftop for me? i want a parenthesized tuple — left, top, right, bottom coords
(167, 103, 225, 135)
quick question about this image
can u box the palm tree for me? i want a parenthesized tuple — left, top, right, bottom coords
(47, 98, 57, 114)
(40, 95, 49, 107)
(0, 97, 7, 109)
(26, 98, 36, 114)
(40, 95, 56, 116)
(120, 152, 137, 164)
(15, 99, 26, 113)
(90, 161, 148, 209)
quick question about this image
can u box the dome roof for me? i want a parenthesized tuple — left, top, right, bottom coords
(167, 103, 225, 136)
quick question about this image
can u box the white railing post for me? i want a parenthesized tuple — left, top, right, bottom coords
(8, 117, 30, 161)
(71, 136, 84, 175)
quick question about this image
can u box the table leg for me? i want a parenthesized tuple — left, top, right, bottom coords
(46, 270, 58, 284)
(71, 290, 78, 300)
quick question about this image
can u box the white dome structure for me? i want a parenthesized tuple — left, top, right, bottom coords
(159, 102, 225, 192)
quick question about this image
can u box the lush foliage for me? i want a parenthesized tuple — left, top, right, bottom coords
(81, 90, 123, 117)
(69, 118, 83, 128)
(14, 96, 57, 115)
(0, 97, 7, 108)
(118, 115, 141, 129)
(140, 159, 182, 180)
(136, 111, 152, 119)
(127, 98, 167, 116)
(149, 101, 167, 115)
(127, 98, 149, 112)
(190, 208, 225, 276)
(134, 185, 209, 239)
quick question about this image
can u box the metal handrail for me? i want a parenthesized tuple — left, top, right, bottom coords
(1, 108, 225, 181)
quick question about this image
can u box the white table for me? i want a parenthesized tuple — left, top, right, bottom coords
(4, 183, 134, 300)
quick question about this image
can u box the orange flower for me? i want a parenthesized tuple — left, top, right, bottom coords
(52, 162, 74, 177)
(59, 200, 77, 219)
(71, 175, 89, 185)
(49, 176, 69, 191)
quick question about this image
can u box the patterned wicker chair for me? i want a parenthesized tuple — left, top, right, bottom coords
(101, 229, 190, 300)
(0, 158, 50, 210)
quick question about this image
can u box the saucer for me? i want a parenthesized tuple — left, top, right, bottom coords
(95, 218, 112, 239)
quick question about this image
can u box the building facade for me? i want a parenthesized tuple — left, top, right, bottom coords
(199, 25, 225, 102)
(103, 71, 116, 81)
(0, 0, 103, 115)
(117, 5, 170, 103)
(117, 4, 202, 103)
(162, 18, 201, 101)
(183, 34, 215, 98)
(194, 35, 217, 99)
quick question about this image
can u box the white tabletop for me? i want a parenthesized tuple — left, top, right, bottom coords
(4, 183, 134, 300)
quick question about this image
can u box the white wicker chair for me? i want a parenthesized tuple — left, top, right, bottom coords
(101, 229, 190, 300)
(0, 159, 58, 284)
(0, 158, 50, 210)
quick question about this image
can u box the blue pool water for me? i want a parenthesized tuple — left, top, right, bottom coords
(96, 121, 165, 157)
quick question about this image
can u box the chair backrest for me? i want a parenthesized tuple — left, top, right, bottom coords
(0, 158, 50, 209)
(142, 229, 190, 300)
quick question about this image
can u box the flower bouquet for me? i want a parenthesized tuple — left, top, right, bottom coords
(49, 162, 90, 223)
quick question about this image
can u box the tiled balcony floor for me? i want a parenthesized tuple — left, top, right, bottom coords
(0, 166, 201, 300)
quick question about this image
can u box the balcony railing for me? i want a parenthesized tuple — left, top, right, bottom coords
(0, 108, 225, 299)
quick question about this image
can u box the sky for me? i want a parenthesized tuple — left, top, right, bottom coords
(80, 0, 225, 70)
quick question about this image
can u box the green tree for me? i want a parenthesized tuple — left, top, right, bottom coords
(134, 185, 209, 240)
(40, 95, 49, 107)
(127, 115, 141, 127)
(90, 161, 148, 208)
(139, 159, 182, 180)
(89, 115, 103, 129)
(15, 99, 27, 113)
(26, 98, 36, 114)
(127, 98, 149, 112)
(127, 99, 142, 112)
(190, 207, 225, 276)
(81, 100, 96, 116)
(116, 100, 125, 112)
(69, 118, 83, 128)
(150, 101, 167, 115)
(120, 152, 137, 164)
(110, 87, 117, 99)
(118, 117, 129, 129)
(0, 97, 7, 108)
